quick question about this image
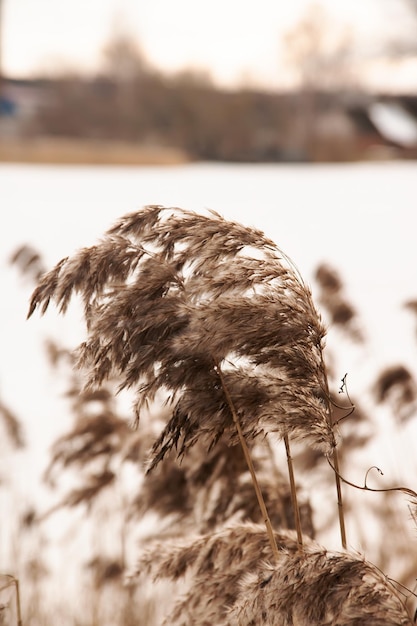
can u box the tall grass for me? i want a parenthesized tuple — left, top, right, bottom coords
(24, 205, 417, 624)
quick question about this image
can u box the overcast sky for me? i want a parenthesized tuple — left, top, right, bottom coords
(2, 0, 416, 90)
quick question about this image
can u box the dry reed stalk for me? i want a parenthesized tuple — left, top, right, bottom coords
(331, 444, 347, 549)
(0, 575, 23, 626)
(15, 578, 22, 626)
(284, 433, 303, 548)
(215, 362, 280, 558)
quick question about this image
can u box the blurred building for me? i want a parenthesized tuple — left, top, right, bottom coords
(0, 78, 46, 138)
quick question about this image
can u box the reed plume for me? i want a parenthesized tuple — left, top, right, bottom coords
(133, 522, 412, 625)
(0, 397, 25, 448)
(28, 205, 340, 552)
(134, 522, 300, 625)
(28, 205, 334, 463)
(373, 364, 417, 423)
(314, 262, 364, 343)
(9, 244, 46, 283)
(22, 207, 417, 622)
(231, 550, 412, 625)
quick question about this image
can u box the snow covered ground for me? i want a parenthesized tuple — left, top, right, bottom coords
(1, 160, 417, 582)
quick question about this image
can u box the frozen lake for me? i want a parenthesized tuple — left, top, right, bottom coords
(2, 160, 416, 302)
(1, 160, 417, 574)
(2, 159, 416, 381)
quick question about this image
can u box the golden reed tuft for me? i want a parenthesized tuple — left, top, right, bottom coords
(134, 523, 411, 625)
(29, 205, 334, 468)
(28, 205, 414, 623)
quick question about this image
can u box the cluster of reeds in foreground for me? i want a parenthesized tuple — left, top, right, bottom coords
(4, 205, 417, 624)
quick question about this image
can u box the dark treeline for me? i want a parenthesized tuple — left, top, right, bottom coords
(14, 35, 390, 163)
(34, 72, 293, 162)
(28, 68, 388, 163)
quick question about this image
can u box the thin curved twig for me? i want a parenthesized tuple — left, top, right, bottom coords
(367, 559, 417, 620)
(332, 373, 356, 426)
(327, 457, 417, 501)
(364, 466, 384, 489)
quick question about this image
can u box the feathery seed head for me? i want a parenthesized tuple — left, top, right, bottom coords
(29, 206, 334, 468)
(133, 523, 412, 625)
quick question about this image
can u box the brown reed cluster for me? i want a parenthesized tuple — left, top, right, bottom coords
(134, 523, 411, 625)
(27, 206, 416, 623)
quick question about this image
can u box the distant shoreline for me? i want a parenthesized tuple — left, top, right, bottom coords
(1, 137, 414, 166)
(0, 138, 191, 166)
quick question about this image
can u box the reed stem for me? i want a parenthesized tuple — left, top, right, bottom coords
(15, 577, 22, 626)
(332, 445, 347, 550)
(325, 370, 347, 549)
(216, 364, 280, 562)
(284, 434, 303, 550)
(0, 576, 22, 626)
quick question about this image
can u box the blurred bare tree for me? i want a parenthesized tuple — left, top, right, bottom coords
(284, 3, 354, 91)
(101, 32, 149, 83)
(389, 0, 417, 53)
(283, 3, 356, 160)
